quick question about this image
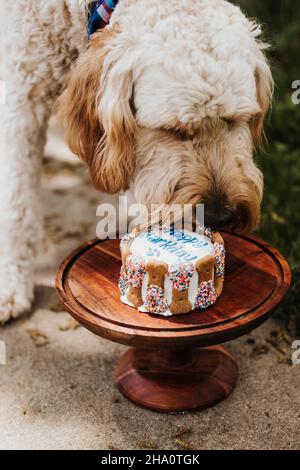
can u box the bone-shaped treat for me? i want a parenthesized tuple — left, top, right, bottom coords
(143, 261, 168, 314)
(169, 264, 194, 315)
(125, 255, 145, 307)
(146, 260, 168, 288)
(195, 256, 217, 309)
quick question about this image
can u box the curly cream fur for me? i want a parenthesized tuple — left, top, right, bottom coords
(0, 0, 272, 323)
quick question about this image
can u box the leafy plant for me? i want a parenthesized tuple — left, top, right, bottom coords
(233, 1, 300, 332)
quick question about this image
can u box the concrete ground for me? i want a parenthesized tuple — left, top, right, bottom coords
(0, 121, 299, 450)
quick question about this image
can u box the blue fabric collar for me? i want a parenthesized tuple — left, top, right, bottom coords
(86, 0, 119, 38)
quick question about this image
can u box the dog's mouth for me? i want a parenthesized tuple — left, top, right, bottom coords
(142, 202, 236, 233)
(204, 205, 259, 233)
(138, 193, 258, 234)
(204, 205, 234, 230)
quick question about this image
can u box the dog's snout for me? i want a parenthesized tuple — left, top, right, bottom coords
(204, 200, 234, 228)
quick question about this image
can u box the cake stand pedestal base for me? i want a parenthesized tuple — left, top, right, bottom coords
(116, 346, 238, 412)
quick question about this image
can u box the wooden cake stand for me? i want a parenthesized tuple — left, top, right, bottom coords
(56, 232, 291, 412)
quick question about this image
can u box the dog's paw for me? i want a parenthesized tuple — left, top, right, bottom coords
(0, 267, 34, 325)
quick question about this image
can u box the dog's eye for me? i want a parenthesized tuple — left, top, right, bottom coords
(129, 95, 136, 115)
(176, 129, 192, 141)
(223, 118, 235, 127)
(160, 124, 193, 141)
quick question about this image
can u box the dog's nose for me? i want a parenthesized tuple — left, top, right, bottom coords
(204, 201, 234, 228)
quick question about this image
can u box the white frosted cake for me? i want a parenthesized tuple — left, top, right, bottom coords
(118, 228, 225, 316)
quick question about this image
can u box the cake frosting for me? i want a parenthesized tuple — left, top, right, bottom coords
(130, 229, 213, 266)
(118, 228, 225, 316)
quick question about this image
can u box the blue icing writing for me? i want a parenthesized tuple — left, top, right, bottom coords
(167, 245, 181, 254)
(163, 229, 208, 248)
(175, 250, 188, 258)
(180, 234, 195, 244)
(158, 240, 177, 250)
(140, 232, 164, 245)
(192, 241, 208, 248)
(172, 230, 186, 241)
(138, 231, 209, 260)
(149, 236, 164, 244)
(163, 229, 184, 241)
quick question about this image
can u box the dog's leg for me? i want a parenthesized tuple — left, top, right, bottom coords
(0, 1, 85, 323)
(0, 73, 53, 323)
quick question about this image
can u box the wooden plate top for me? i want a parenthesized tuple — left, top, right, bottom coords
(56, 233, 291, 348)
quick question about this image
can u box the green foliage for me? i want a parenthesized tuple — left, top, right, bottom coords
(233, 1, 300, 332)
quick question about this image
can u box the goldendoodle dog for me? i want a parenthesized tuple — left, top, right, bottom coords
(0, 0, 273, 322)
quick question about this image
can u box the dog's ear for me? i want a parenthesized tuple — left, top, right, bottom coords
(96, 36, 137, 193)
(55, 31, 110, 172)
(55, 27, 136, 194)
(250, 53, 273, 147)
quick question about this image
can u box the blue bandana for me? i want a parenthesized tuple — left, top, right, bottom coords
(87, 0, 119, 38)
